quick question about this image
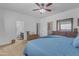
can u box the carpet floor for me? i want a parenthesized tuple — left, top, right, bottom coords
(0, 40, 27, 56)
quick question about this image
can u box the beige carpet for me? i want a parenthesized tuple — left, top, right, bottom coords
(0, 40, 27, 56)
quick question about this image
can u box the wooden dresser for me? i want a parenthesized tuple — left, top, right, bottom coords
(27, 31, 39, 41)
(27, 34, 39, 40)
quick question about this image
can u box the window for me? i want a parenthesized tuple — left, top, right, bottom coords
(60, 23, 71, 31)
(57, 18, 73, 32)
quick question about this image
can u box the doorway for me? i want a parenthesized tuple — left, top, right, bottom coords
(16, 21, 24, 35)
(36, 23, 40, 36)
(47, 22, 53, 35)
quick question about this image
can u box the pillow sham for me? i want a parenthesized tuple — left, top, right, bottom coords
(73, 36, 79, 48)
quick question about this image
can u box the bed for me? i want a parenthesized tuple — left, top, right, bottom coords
(24, 35, 79, 56)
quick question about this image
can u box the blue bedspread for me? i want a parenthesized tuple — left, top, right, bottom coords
(24, 35, 79, 56)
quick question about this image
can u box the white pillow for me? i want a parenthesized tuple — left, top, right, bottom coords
(73, 36, 79, 48)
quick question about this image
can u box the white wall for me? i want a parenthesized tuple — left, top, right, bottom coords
(0, 8, 38, 43)
(40, 8, 79, 36)
(1, 6, 79, 43)
(4, 10, 38, 39)
(0, 9, 5, 35)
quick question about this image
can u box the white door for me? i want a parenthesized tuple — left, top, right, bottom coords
(16, 21, 24, 35)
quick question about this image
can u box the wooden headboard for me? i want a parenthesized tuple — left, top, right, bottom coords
(52, 31, 78, 37)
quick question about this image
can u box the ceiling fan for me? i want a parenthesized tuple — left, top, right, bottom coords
(32, 3, 52, 14)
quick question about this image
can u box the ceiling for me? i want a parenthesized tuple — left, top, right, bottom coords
(0, 3, 79, 18)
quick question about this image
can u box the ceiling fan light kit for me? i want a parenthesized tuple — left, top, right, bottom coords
(32, 3, 52, 14)
(39, 9, 46, 14)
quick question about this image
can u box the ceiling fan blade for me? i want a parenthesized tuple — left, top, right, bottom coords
(46, 3, 52, 7)
(32, 9, 40, 11)
(35, 3, 40, 7)
(45, 9, 52, 12)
